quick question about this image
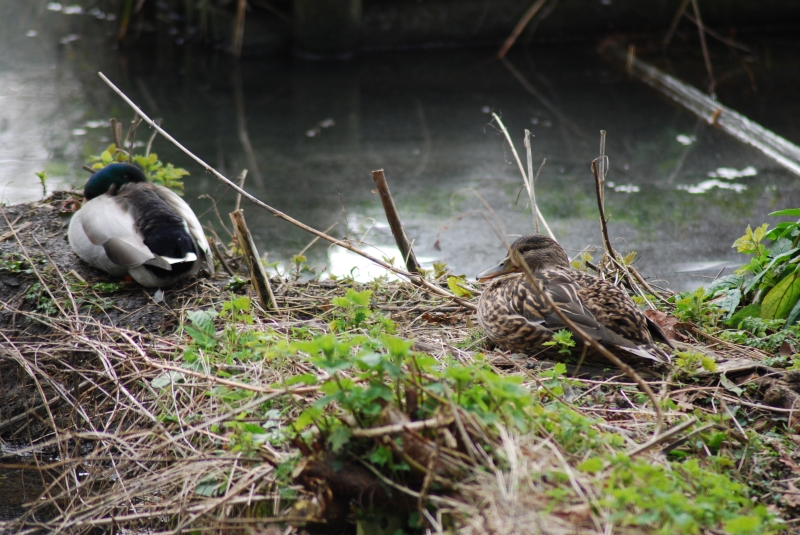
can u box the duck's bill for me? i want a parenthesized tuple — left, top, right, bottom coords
(477, 258, 516, 281)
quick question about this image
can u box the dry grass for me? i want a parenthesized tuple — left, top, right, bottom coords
(0, 195, 797, 535)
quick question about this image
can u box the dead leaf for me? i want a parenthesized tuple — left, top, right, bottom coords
(555, 503, 592, 523)
(645, 309, 688, 342)
(782, 482, 800, 508)
(779, 457, 800, 474)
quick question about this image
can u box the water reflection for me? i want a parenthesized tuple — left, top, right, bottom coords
(2, 2, 800, 291)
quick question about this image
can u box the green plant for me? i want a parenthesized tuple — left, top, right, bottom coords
(35, 170, 49, 199)
(542, 329, 576, 355)
(729, 211, 800, 326)
(447, 275, 473, 298)
(329, 288, 373, 332)
(674, 351, 717, 374)
(25, 282, 57, 316)
(87, 144, 188, 195)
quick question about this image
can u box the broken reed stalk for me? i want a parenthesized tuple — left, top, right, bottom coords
(491, 113, 555, 240)
(234, 169, 248, 212)
(590, 135, 657, 307)
(97, 72, 476, 311)
(232, 0, 247, 58)
(230, 209, 276, 312)
(593, 131, 615, 258)
(524, 130, 539, 234)
(496, 0, 549, 59)
(663, 0, 690, 48)
(208, 236, 235, 276)
(371, 169, 421, 274)
(689, 0, 716, 96)
(110, 118, 123, 149)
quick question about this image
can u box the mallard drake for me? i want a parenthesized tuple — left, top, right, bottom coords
(68, 163, 214, 288)
(477, 235, 670, 364)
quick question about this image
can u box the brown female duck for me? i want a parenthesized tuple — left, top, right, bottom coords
(477, 235, 671, 363)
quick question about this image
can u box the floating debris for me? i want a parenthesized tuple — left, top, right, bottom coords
(676, 134, 696, 146)
(677, 179, 747, 194)
(707, 166, 757, 179)
(613, 183, 640, 193)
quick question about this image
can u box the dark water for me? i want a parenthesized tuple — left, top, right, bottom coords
(3, 2, 800, 292)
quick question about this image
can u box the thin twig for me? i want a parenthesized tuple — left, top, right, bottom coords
(690, 0, 716, 96)
(234, 169, 248, 212)
(524, 130, 539, 234)
(663, 0, 690, 48)
(497, 0, 549, 59)
(491, 113, 555, 240)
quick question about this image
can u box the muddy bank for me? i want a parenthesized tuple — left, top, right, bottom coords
(0, 191, 230, 338)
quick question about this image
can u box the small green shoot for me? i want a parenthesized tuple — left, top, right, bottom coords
(35, 170, 49, 199)
(542, 329, 576, 355)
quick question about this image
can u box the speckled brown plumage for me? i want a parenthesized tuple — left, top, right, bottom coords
(477, 235, 670, 363)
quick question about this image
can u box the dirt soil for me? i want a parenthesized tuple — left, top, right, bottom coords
(0, 192, 232, 337)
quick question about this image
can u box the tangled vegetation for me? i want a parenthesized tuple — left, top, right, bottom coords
(2, 185, 800, 534)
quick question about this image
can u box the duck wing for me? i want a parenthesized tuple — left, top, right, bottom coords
(523, 270, 641, 349)
(151, 185, 215, 274)
(77, 195, 171, 270)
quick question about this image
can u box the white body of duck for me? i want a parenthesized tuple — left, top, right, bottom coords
(68, 163, 214, 288)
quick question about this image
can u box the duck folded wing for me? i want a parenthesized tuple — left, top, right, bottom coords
(78, 196, 165, 268)
(152, 185, 214, 274)
(521, 271, 640, 349)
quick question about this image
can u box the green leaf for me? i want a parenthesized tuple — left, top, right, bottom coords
(151, 371, 185, 389)
(346, 288, 372, 307)
(577, 458, 604, 473)
(710, 289, 741, 319)
(195, 478, 222, 497)
(381, 335, 412, 357)
(704, 274, 744, 295)
(185, 324, 217, 348)
(700, 356, 717, 372)
(742, 246, 800, 294)
(724, 515, 762, 535)
(327, 426, 352, 453)
(786, 295, 800, 328)
(732, 223, 768, 254)
(284, 373, 318, 386)
(369, 445, 393, 466)
(760, 272, 800, 319)
(769, 237, 794, 256)
(294, 406, 322, 431)
(719, 374, 743, 397)
(769, 208, 800, 217)
(447, 275, 473, 298)
(726, 303, 761, 326)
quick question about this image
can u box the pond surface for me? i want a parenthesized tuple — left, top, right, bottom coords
(2, 2, 800, 291)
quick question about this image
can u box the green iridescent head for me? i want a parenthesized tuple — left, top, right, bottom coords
(84, 164, 147, 200)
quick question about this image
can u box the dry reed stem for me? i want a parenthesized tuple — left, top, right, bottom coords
(490, 113, 555, 240)
(496, 0, 549, 59)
